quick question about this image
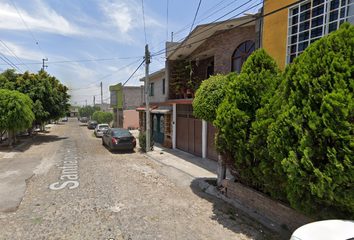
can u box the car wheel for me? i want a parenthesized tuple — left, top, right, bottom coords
(108, 143, 113, 152)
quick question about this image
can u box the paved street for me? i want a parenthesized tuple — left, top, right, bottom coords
(0, 119, 281, 240)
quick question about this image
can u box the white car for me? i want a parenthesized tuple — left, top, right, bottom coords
(290, 220, 354, 240)
(94, 124, 110, 138)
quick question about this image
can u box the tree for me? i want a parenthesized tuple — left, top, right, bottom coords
(0, 89, 35, 146)
(97, 112, 113, 124)
(0, 70, 70, 132)
(214, 49, 281, 190)
(193, 74, 229, 122)
(266, 22, 354, 218)
(79, 106, 95, 118)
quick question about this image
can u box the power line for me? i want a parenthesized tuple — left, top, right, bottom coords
(10, 0, 47, 59)
(0, 39, 34, 72)
(152, 0, 257, 57)
(0, 56, 142, 66)
(189, 0, 203, 34)
(0, 52, 23, 73)
(68, 59, 142, 90)
(152, 0, 307, 58)
(141, 0, 148, 44)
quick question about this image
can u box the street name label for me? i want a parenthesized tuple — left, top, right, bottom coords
(49, 140, 81, 190)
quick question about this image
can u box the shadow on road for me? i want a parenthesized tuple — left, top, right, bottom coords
(189, 178, 284, 240)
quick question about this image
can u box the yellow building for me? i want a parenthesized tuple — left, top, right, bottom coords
(263, 0, 354, 70)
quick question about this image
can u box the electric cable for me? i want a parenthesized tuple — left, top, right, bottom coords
(0, 52, 23, 73)
(141, 0, 148, 44)
(10, 0, 48, 59)
(152, 0, 302, 58)
(0, 39, 34, 72)
(152, 0, 259, 57)
(189, 0, 203, 34)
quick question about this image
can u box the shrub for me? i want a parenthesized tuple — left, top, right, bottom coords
(214, 48, 281, 190)
(138, 131, 154, 152)
(193, 74, 229, 122)
(266, 22, 354, 219)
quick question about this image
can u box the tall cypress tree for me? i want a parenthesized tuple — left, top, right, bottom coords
(268, 23, 354, 218)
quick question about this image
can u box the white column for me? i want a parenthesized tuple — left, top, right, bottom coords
(172, 103, 176, 150)
(202, 120, 207, 158)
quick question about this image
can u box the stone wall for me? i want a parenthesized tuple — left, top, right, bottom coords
(221, 179, 313, 232)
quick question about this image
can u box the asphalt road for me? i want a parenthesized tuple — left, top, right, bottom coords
(0, 119, 281, 240)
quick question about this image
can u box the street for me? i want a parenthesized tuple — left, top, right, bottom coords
(0, 119, 280, 240)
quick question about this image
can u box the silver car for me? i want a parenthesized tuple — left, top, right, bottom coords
(94, 124, 110, 138)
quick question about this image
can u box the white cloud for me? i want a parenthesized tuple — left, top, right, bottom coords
(0, 41, 41, 61)
(0, 1, 83, 36)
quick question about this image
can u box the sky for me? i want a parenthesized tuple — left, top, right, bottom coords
(0, 0, 262, 106)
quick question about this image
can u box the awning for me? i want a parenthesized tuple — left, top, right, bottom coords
(136, 106, 158, 112)
(151, 106, 172, 114)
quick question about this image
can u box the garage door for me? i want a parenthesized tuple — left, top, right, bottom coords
(176, 104, 202, 157)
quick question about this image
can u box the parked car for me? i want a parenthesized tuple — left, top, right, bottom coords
(80, 117, 87, 123)
(290, 220, 354, 240)
(62, 116, 68, 122)
(94, 124, 110, 137)
(102, 128, 136, 152)
(87, 121, 98, 129)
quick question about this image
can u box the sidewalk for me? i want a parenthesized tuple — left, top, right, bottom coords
(133, 133, 286, 236)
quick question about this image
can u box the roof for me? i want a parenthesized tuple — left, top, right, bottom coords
(168, 16, 255, 61)
(151, 106, 172, 114)
(136, 105, 158, 112)
(140, 68, 165, 82)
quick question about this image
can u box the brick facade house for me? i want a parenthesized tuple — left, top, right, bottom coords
(166, 16, 258, 160)
(137, 69, 173, 148)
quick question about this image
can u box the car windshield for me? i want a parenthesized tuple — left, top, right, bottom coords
(99, 125, 109, 129)
(112, 130, 131, 136)
(90, 121, 97, 124)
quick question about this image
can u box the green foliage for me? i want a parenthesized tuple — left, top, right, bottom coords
(98, 112, 113, 124)
(138, 131, 154, 152)
(0, 89, 35, 132)
(265, 22, 354, 218)
(214, 49, 281, 189)
(92, 111, 113, 124)
(0, 70, 70, 125)
(193, 74, 229, 122)
(79, 105, 95, 118)
(92, 111, 100, 121)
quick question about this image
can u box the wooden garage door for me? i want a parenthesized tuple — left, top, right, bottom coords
(176, 104, 202, 157)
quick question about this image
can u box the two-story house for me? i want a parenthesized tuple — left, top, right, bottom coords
(262, 0, 354, 69)
(165, 16, 260, 161)
(109, 83, 143, 129)
(137, 69, 173, 147)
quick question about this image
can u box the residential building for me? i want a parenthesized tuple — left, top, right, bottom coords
(165, 16, 259, 161)
(263, 0, 354, 70)
(95, 102, 110, 112)
(109, 83, 143, 129)
(68, 106, 80, 117)
(137, 69, 173, 147)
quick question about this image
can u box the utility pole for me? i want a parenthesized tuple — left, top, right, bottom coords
(100, 82, 103, 106)
(85, 99, 87, 106)
(93, 96, 95, 106)
(42, 58, 48, 71)
(145, 44, 151, 152)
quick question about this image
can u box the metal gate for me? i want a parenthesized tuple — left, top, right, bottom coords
(152, 114, 164, 144)
(176, 104, 202, 157)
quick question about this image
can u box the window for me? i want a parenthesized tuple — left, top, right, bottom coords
(287, 0, 354, 64)
(231, 40, 255, 73)
(162, 79, 165, 95)
(207, 61, 214, 77)
(149, 83, 154, 96)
